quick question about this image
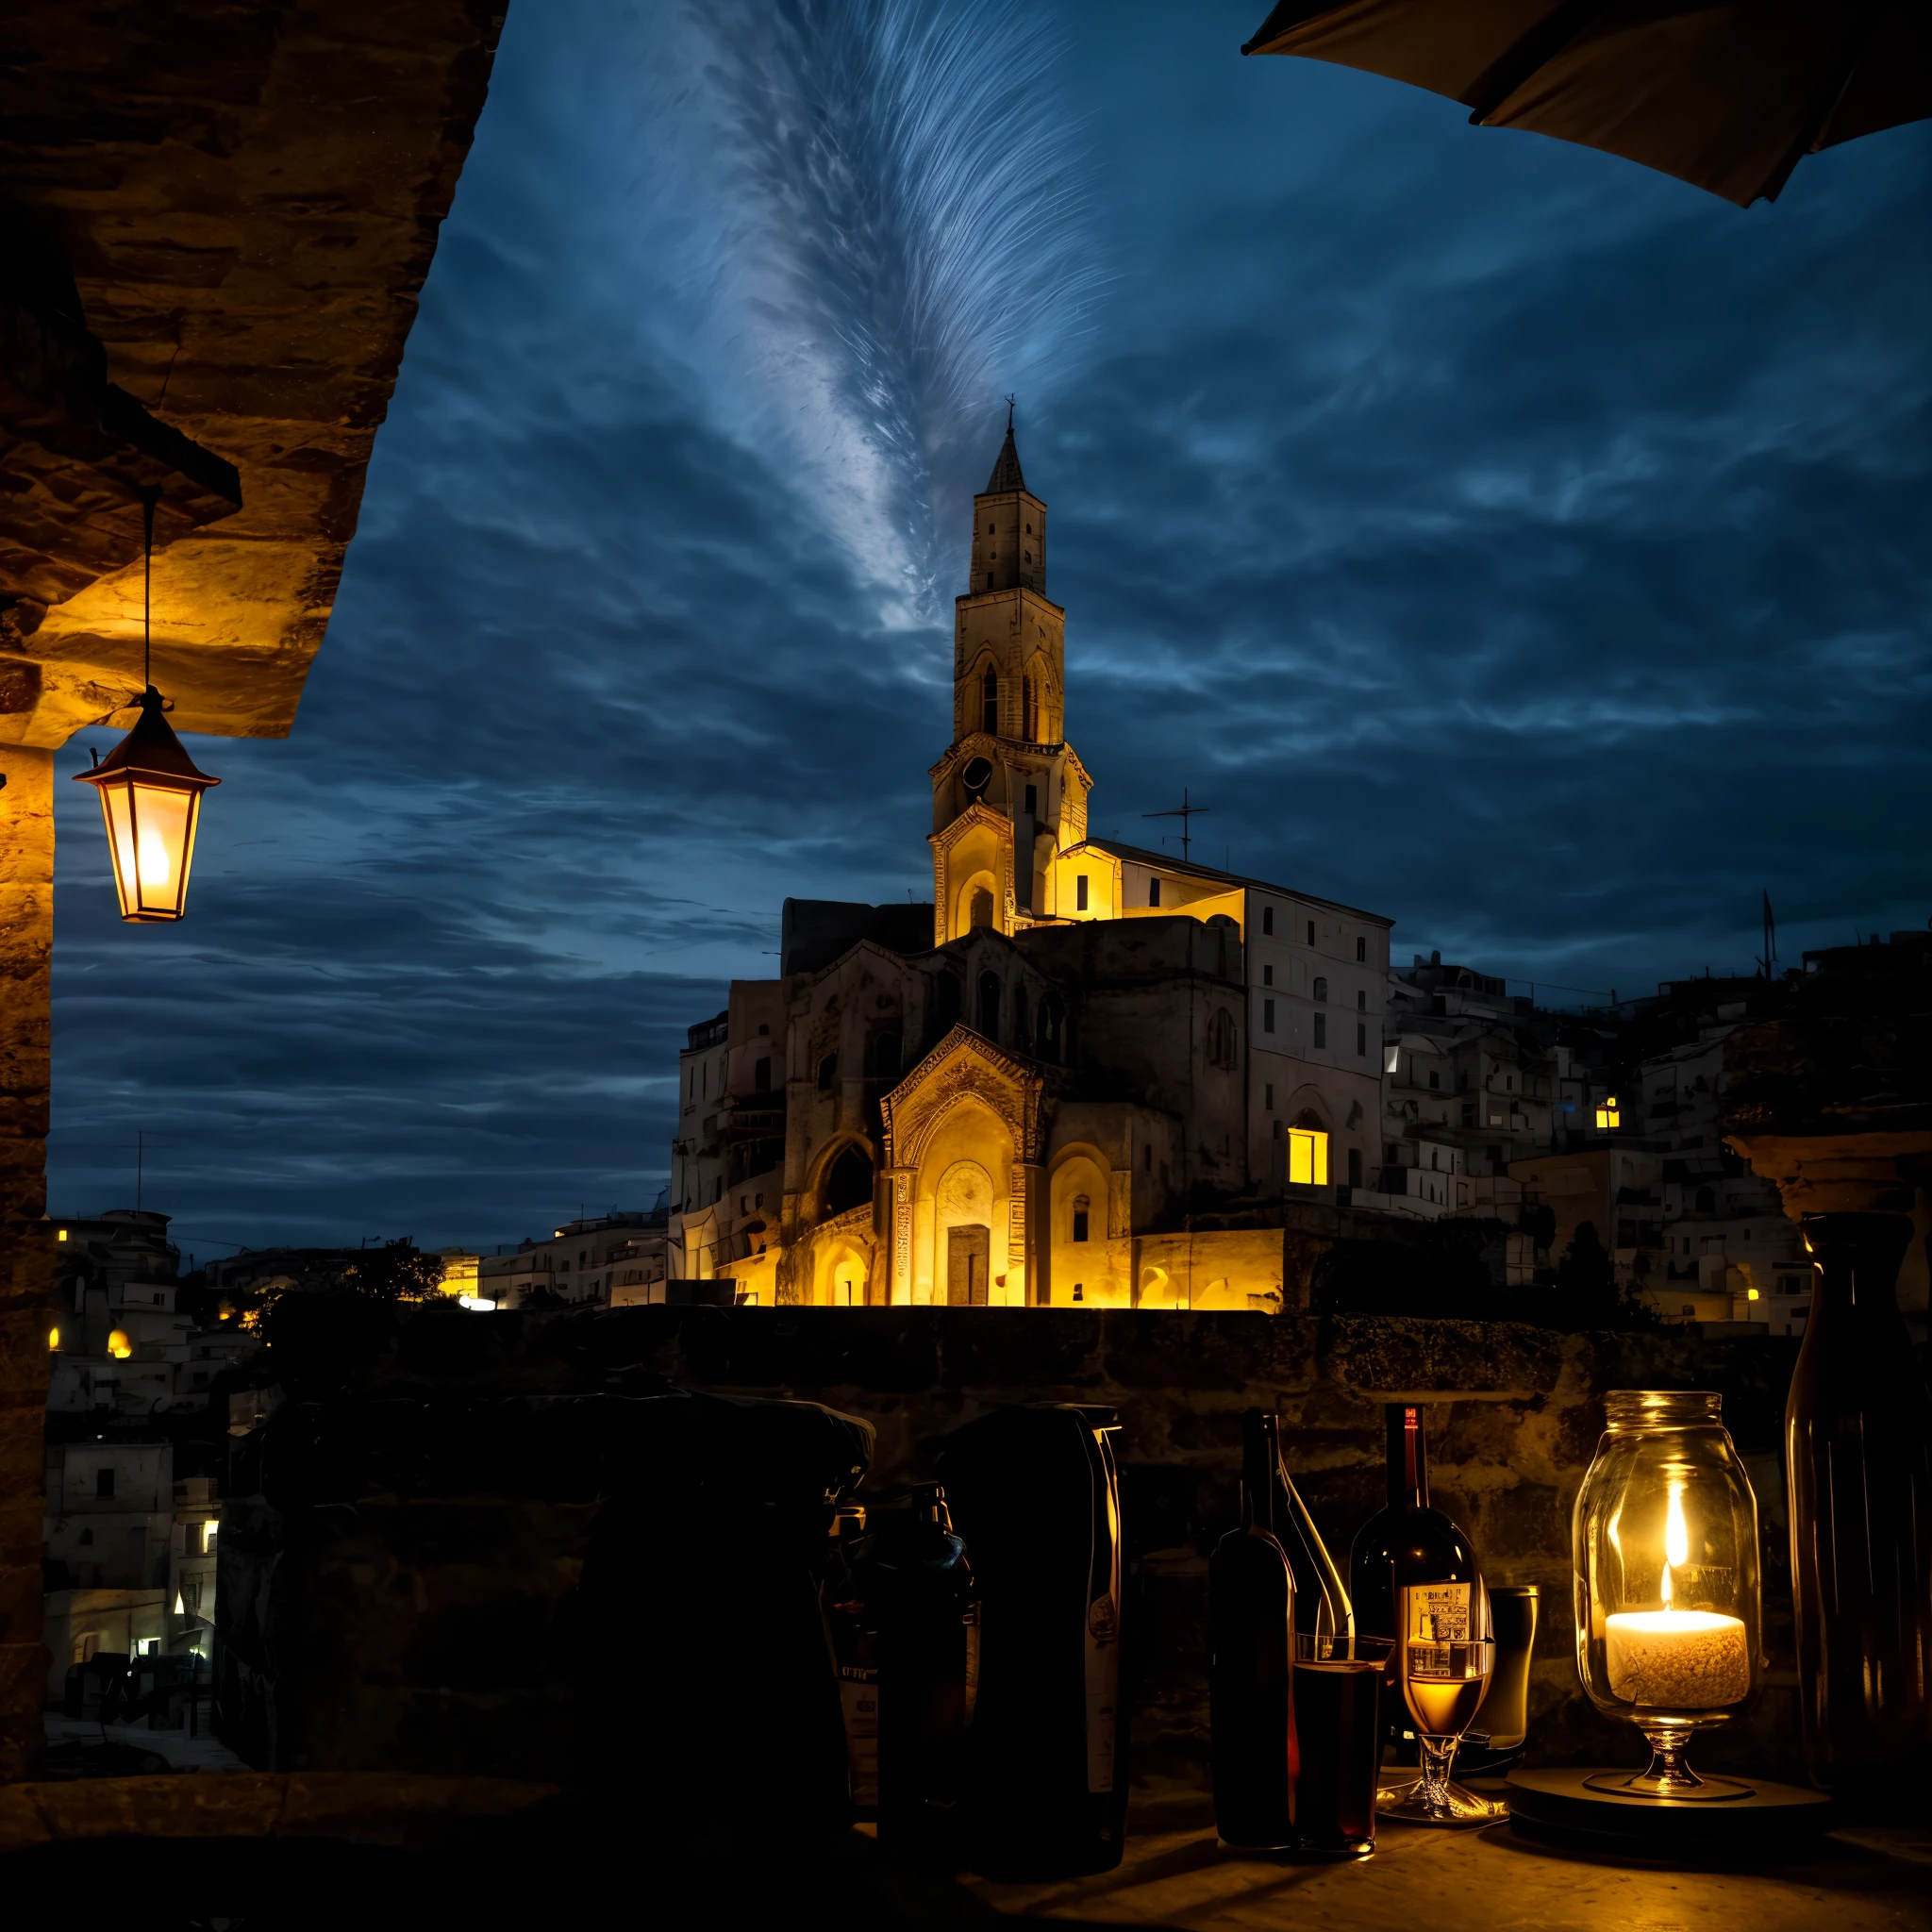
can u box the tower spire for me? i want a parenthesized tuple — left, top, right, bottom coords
(986, 399, 1025, 493)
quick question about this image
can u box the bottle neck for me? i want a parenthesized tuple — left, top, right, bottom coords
(1241, 1411, 1277, 1534)
(1801, 1211, 1910, 1320)
(1386, 1404, 1428, 1511)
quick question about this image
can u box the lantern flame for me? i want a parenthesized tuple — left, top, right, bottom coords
(138, 823, 175, 888)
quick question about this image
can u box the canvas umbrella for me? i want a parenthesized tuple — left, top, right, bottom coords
(1241, 2, 1932, 208)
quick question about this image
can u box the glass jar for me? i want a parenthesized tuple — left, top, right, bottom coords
(1572, 1391, 1764, 1799)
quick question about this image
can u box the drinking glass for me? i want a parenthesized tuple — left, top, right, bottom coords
(1378, 1602, 1504, 1827)
(1291, 1633, 1392, 1856)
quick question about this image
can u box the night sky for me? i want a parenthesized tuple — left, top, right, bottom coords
(48, 1, 1932, 1255)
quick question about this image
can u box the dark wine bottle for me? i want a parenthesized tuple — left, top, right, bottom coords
(1787, 1213, 1932, 1801)
(846, 1485, 980, 1859)
(1347, 1404, 1483, 1746)
(1209, 1409, 1296, 1849)
(822, 1502, 878, 1814)
(1269, 1430, 1354, 1640)
(938, 1403, 1127, 1878)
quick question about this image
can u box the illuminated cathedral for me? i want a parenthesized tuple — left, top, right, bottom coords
(669, 423, 1391, 1307)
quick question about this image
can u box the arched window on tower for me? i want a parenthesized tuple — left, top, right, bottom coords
(981, 666, 998, 736)
(977, 972, 1002, 1042)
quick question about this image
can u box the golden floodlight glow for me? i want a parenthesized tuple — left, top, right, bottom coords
(1287, 1127, 1329, 1188)
(46, 1325, 59, 1351)
(75, 688, 220, 922)
(107, 1329, 132, 1359)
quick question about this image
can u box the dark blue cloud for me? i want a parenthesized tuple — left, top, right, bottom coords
(49, 0, 1932, 1245)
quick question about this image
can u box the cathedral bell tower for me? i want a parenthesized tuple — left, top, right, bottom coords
(929, 413, 1091, 942)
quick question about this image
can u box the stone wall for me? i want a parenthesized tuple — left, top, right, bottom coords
(220, 1307, 1807, 1785)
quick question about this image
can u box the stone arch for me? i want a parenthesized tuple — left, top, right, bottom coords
(812, 1231, 873, 1307)
(806, 1134, 874, 1227)
(1048, 1142, 1112, 1308)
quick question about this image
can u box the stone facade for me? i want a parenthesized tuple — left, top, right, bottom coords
(670, 429, 1395, 1307)
(214, 1306, 1807, 1787)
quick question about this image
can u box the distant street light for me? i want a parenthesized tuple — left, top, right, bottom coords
(74, 491, 220, 922)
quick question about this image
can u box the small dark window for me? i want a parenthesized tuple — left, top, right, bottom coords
(1428, 1069, 1441, 1090)
(1024, 782, 1038, 815)
(1313, 1013, 1327, 1049)
(1072, 1198, 1090, 1243)
(977, 971, 1002, 1041)
(1263, 964, 1274, 986)
(1356, 936, 1367, 962)
(1037, 992, 1065, 1063)
(79, 1527, 93, 1545)
(1348, 1148, 1363, 1189)
(1264, 1083, 1274, 1109)
(981, 666, 998, 733)
(1072, 1282, 1084, 1302)
(713, 1177, 724, 1202)
(817, 1054, 839, 1091)
(1076, 874, 1089, 911)
(871, 1032, 902, 1082)
(933, 972, 961, 1037)
(1261, 907, 1274, 936)
(1263, 999, 1275, 1033)
(1357, 990, 1367, 1011)
(987, 522, 995, 534)
(1024, 522, 1032, 533)
(1357, 1022, 1368, 1057)
(1306, 920, 1316, 944)
(1313, 976, 1327, 1002)
(754, 1057, 772, 1092)
(986, 571, 995, 590)
(1695, 1187, 1715, 1213)
(1149, 877, 1161, 908)
(96, 1467, 115, 1499)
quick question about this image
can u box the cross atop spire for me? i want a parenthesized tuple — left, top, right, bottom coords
(985, 399, 1025, 494)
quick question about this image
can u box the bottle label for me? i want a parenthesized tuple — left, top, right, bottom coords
(1085, 1593, 1119, 1795)
(1406, 1581, 1472, 1643)
(839, 1666, 878, 1807)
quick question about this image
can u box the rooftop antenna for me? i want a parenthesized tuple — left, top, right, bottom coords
(1757, 890, 1778, 979)
(1141, 787, 1209, 864)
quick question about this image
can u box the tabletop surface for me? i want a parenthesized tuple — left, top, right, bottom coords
(959, 1787, 1932, 1931)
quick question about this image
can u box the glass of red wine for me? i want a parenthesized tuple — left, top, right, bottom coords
(1291, 1632, 1393, 1856)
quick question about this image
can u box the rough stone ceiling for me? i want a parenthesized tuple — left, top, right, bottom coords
(0, 1, 505, 747)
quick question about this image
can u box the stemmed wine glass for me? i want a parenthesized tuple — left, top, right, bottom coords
(1378, 1590, 1506, 1827)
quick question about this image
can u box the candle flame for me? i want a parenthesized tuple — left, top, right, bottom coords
(1660, 1480, 1690, 1611)
(1665, 1483, 1689, 1568)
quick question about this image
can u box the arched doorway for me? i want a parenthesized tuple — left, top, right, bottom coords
(937, 1158, 993, 1307)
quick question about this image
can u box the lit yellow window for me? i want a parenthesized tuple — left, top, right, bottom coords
(107, 1329, 132, 1359)
(57, 1229, 68, 1242)
(1287, 1128, 1329, 1187)
(1746, 1288, 1760, 1302)
(1594, 1097, 1621, 1129)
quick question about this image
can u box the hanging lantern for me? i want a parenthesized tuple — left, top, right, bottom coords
(74, 491, 219, 922)
(75, 688, 219, 921)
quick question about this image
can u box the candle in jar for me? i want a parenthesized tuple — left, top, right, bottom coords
(1605, 1609, 1750, 1708)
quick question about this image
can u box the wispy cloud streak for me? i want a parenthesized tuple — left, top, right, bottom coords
(688, 0, 1104, 617)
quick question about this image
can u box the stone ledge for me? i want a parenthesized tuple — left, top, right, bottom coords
(0, 1773, 558, 1852)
